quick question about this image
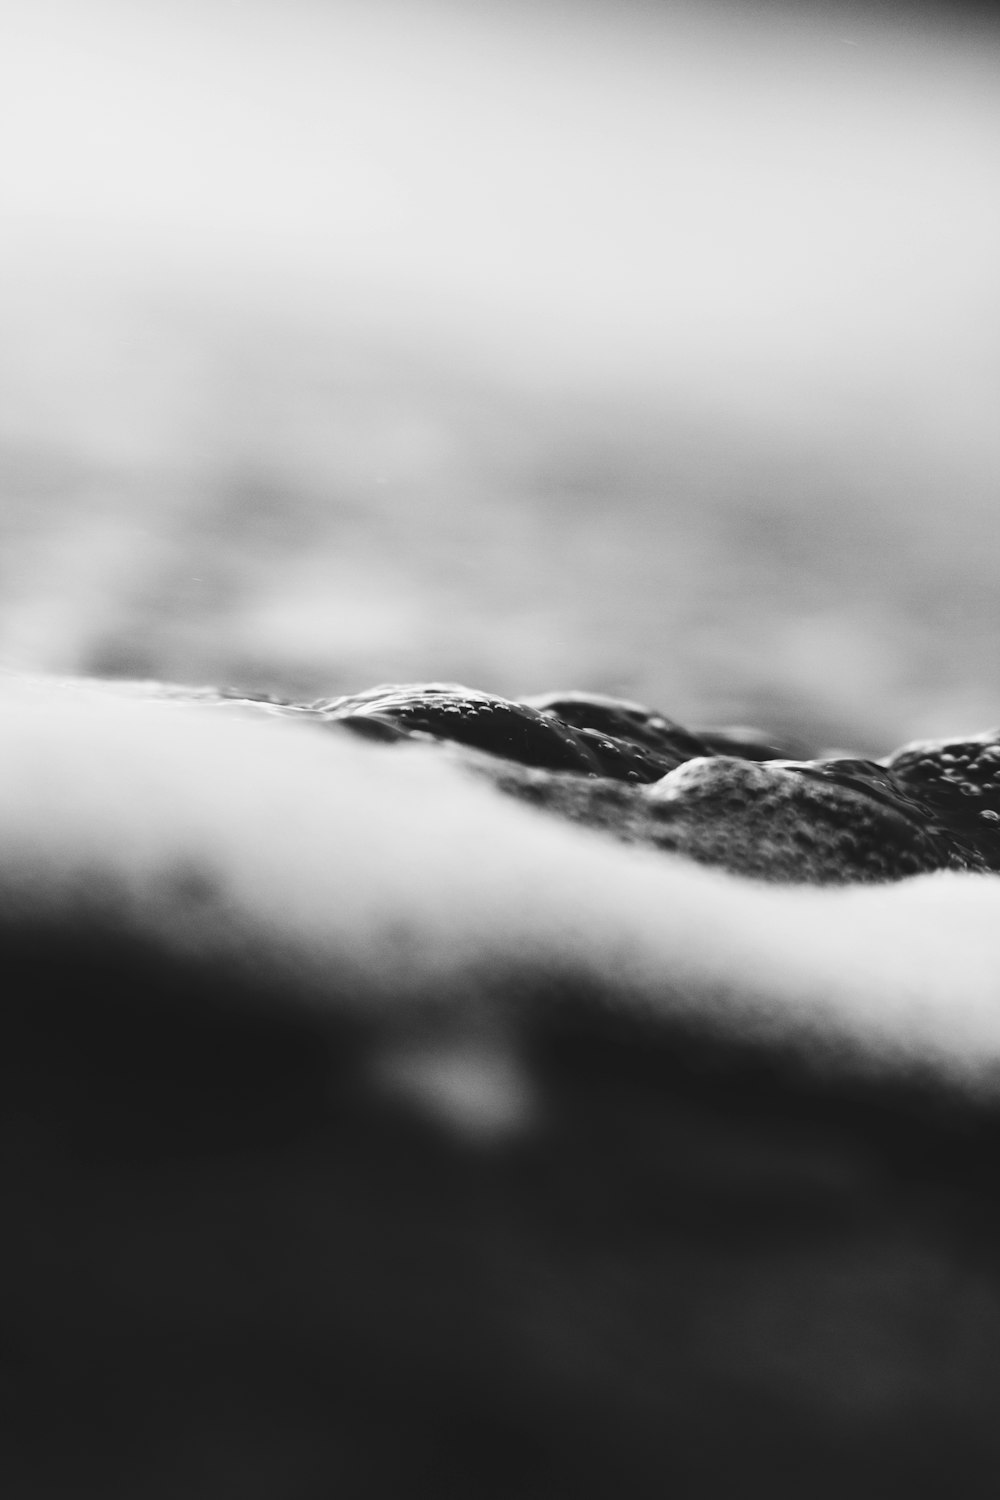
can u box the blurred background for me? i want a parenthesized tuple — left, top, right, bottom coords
(0, 0, 997, 754)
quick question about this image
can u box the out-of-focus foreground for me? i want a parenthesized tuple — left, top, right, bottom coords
(7, 676, 1000, 1498)
(1, 0, 998, 752)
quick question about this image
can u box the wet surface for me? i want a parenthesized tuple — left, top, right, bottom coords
(217, 682, 1000, 885)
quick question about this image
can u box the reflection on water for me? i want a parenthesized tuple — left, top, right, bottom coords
(0, 0, 998, 751)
